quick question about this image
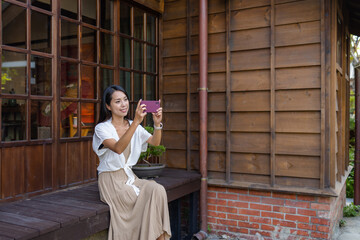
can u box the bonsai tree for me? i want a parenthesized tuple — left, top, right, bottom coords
(138, 126, 166, 165)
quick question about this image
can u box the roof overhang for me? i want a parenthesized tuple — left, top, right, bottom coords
(347, 0, 360, 36)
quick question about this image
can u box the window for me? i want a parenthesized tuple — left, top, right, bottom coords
(0, 0, 159, 143)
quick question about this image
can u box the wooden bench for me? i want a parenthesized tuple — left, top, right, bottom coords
(0, 168, 201, 240)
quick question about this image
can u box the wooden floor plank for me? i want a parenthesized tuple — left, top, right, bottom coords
(0, 221, 39, 240)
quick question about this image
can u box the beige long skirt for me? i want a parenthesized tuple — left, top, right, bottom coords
(98, 168, 171, 240)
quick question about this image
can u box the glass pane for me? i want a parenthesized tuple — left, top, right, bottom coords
(146, 75, 156, 100)
(31, 100, 52, 139)
(1, 51, 27, 95)
(81, 65, 96, 99)
(147, 45, 156, 73)
(100, 68, 113, 95)
(100, 32, 113, 65)
(61, 20, 78, 59)
(134, 9, 144, 40)
(82, 0, 96, 25)
(61, 61, 78, 98)
(60, 101, 78, 137)
(134, 41, 143, 71)
(120, 2, 131, 35)
(2, 3, 26, 48)
(14, 0, 26, 3)
(80, 103, 95, 137)
(134, 73, 143, 101)
(2, 99, 26, 141)
(61, 0, 77, 19)
(119, 70, 131, 97)
(81, 26, 96, 62)
(119, 37, 131, 68)
(31, 0, 51, 11)
(31, 55, 52, 96)
(100, 0, 113, 31)
(147, 15, 156, 44)
(31, 11, 51, 53)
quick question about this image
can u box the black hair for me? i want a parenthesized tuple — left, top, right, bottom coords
(97, 85, 130, 123)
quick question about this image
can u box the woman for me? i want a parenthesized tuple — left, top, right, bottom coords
(92, 85, 171, 240)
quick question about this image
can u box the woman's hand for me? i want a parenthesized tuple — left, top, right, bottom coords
(153, 100, 162, 127)
(133, 99, 147, 125)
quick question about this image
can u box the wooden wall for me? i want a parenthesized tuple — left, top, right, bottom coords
(161, 0, 350, 194)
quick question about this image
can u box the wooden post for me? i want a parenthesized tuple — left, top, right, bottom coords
(354, 66, 360, 205)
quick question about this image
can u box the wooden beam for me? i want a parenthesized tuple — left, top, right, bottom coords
(225, 0, 231, 183)
(186, 0, 191, 171)
(270, 0, 275, 187)
(320, 0, 326, 189)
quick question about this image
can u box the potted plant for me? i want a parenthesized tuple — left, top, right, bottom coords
(132, 126, 166, 178)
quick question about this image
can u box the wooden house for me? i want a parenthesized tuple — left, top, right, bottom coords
(0, 0, 358, 239)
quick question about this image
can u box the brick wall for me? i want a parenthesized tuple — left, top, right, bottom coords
(207, 184, 346, 240)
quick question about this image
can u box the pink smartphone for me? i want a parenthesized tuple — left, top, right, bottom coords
(142, 100, 160, 113)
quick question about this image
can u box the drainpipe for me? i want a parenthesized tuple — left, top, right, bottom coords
(355, 66, 360, 205)
(193, 0, 208, 239)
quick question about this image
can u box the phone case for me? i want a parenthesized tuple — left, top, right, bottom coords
(142, 100, 160, 113)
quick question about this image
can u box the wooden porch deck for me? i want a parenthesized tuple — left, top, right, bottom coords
(0, 168, 201, 240)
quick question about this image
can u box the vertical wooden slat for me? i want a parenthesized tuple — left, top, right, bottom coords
(77, 0, 82, 138)
(27, 3, 31, 141)
(186, 0, 191, 171)
(320, 0, 326, 189)
(96, 0, 100, 121)
(114, 0, 120, 85)
(270, 0, 275, 186)
(225, 0, 231, 183)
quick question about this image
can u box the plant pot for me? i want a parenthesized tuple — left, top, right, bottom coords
(132, 163, 166, 179)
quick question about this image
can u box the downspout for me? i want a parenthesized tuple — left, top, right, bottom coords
(355, 66, 360, 205)
(193, 0, 208, 239)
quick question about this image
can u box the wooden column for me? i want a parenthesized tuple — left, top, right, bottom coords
(225, 0, 231, 183)
(270, 0, 276, 186)
(354, 66, 360, 205)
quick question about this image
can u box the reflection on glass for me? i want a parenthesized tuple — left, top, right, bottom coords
(61, 0, 77, 19)
(119, 37, 131, 68)
(60, 101, 78, 137)
(119, 70, 131, 97)
(147, 15, 156, 44)
(134, 73, 143, 101)
(31, 0, 51, 11)
(81, 65, 96, 99)
(134, 9, 144, 40)
(100, 0, 113, 31)
(100, 68, 113, 95)
(81, 26, 96, 62)
(80, 103, 95, 137)
(134, 41, 143, 71)
(2, 3, 26, 48)
(15, 0, 26, 3)
(1, 51, 27, 94)
(31, 11, 51, 53)
(147, 45, 156, 73)
(61, 61, 78, 98)
(61, 20, 78, 59)
(120, 3, 131, 35)
(146, 75, 156, 100)
(100, 32, 114, 65)
(31, 100, 52, 139)
(82, 0, 96, 25)
(31, 56, 52, 96)
(2, 99, 26, 141)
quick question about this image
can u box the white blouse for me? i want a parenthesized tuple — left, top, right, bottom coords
(92, 118, 151, 195)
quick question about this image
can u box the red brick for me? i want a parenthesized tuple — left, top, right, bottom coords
(273, 192, 297, 199)
(297, 223, 317, 231)
(250, 203, 271, 211)
(249, 190, 271, 196)
(238, 195, 261, 202)
(261, 224, 275, 231)
(228, 200, 248, 208)
(228, 188, 248, 194)
(207, 192, 217, 198)
(217, 206, 237, 213)
(217, 219, 237, 226)
(310, 203, 330, 211)
(249, 216, 271, 224)
(273, 206, 296, 214)
(228, 227, 248, 234)
(218, 193, 238, 200)
(228, 214, 248, 221)
(311, 217, 330, 226)
(261, 211, 284, 219)
(238, 221, 259, 229)
(317, 210, 330, 218)
(285, 214, 309, 223)
(249, 230, 272, 237)
(238, 208, 261, 216)
(208, 198, 227, 206)
(208, 205, 216, 211)
(317, 197, 332, 204)
(209, 224, 227, 231)
(207, 217, 217, 223)
(209, 186, 226, 192)
(297, 209, 317, 216)
(286, 200, 310, 208)
(272, 219, 296, 228)
(311, 232, 329, 239)
(290, 229, 309, 236)
(208, 211, 226, 218)
(317, 225, 330, 233)
(262, 197, 285, 206)
(297, 195, 316, 201)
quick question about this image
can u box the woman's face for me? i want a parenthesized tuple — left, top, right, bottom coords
(106, 90, 129, 118)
